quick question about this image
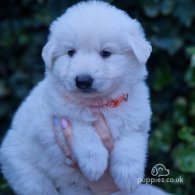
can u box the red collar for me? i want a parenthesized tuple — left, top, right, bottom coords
(90, 93, 128, 108)
(65, 93, 128, 109)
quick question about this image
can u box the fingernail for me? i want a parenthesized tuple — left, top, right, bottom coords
(65, 158, 74, 166)
(53, 116, 60, 126)
(61, 118, 69, 129)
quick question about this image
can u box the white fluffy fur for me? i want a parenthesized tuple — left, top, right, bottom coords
(0, 1, 168, 195)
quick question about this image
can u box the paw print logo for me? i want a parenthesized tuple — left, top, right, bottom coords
(151, 164, 170, 177)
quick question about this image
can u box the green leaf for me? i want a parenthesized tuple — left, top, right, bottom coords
(151, 37, 183, 55)
(173, 144, 195, 173)
(151, 65, 172, 91)
(173, 97, 187, 125)
(178, 127, 195, 144)
(144, 4, 159, 17)
(185, 66, 195, 87)
(174, 0, 195, 27)
(186, 47, 195, 56)
(160, 0, 174, 15)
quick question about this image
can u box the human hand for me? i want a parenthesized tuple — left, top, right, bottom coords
(52, 113, 119, 195)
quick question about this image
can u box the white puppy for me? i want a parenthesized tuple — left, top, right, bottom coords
(0, 1, 157, 195)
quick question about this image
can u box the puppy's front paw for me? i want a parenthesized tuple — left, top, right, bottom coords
(111, 163, 143, 192)
(78, 146, 108, 181)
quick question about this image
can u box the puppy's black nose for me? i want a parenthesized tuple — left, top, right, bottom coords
(75, 75, 93, 90)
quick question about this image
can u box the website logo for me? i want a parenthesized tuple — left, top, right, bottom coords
(137, 163, 183, 184)
(151, 164, 170, 177)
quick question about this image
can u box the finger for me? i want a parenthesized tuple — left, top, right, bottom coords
(60, 118, 78, 168)
(52, 116, 73, 160)
(61, 117, 76, 167)
(61, 118, 72, 150)
(93, 112, 114, 152)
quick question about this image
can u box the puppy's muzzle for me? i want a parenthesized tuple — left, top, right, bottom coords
(75, 74, 93, 92)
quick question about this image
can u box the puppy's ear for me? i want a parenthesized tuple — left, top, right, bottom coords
(128, 20, 152, 65)
(129, 36, 152, 65)
(42, 40, 55, 69)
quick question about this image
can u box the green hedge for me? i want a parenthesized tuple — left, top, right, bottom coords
(0, 0, 195, 194)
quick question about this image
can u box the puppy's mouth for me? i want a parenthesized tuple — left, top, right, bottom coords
(72, 83, 119, 99)
(80, 88, 97, 93)
(74, 88, 102, 98)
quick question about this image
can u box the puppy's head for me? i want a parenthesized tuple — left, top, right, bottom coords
(42, 1, 152, 99)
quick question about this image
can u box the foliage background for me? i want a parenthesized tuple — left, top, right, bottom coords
(0, 0, 195, 194)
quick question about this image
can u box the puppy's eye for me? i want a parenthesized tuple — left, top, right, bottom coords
(100, 50, 112, 58)
(67, 49, 76, 57)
